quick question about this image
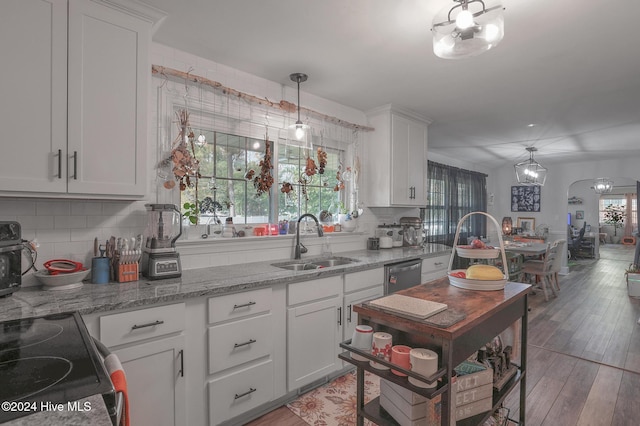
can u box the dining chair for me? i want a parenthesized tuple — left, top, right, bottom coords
(521, 242, 557, 301)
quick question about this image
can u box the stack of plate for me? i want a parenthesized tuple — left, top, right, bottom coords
(447, 270, 506, 291)
(34, 269, 91, 291)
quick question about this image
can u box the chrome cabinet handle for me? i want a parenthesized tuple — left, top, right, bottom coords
(131, 320, 164, 330)
(233, 301, 256, 309)
(57, 149, 62, 179)
(178, 349, 184, 377)
(347, 304, 352, 323)
(72, 151, 78, 180)
(234, 388, 256, 400)
(233, 339, 256, 348)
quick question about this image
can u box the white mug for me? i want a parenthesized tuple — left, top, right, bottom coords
(351, 325, 373, 361)
(370, 332, 392, 369)
(409, 348, 438, 388)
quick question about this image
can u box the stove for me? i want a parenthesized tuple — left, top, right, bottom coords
(0, 312, 117, 424)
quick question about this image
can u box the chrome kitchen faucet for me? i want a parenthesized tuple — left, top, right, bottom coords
(294, 213, 323, 259)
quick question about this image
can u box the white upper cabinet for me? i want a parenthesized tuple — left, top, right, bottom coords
(0, 0, 151, 198)
(364, 105, 431, 207)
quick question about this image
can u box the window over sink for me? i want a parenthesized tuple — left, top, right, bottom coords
(179, 128, 345, 226)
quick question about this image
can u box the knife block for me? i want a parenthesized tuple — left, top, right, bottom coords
(117, 263, 139, 283)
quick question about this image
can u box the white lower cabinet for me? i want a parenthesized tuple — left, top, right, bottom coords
(84, 302, 187, 426)
(343, 268, 385, 341)
(421, 253, 451, 283)
(208, 360, 274, 425)
(206, 286, 286, 425)
(113, 335, 186, 426)
(287, 276, 343, 390)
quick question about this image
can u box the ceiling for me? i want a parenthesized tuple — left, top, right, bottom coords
(141, 0, 640, 169)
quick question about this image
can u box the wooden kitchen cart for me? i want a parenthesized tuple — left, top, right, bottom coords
(339, 278, 531, 426)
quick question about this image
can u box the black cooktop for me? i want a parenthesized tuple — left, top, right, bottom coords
(0, 312, 116, 423)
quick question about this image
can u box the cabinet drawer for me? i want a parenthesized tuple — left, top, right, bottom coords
(288, 275, 342, 306)
(208, 313, 273, 374)
(344, 267, 384, 293)
(99, 303, 185, 347)
(421, 270, 448, 284)
(422, 254, 451, 273)
(208, 360, 274, 425)
(208, 287, 272, 324)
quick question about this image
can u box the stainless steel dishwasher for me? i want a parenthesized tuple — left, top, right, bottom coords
(384, 258, 422, 294)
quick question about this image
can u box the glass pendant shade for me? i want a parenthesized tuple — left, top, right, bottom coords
(432, 0, 504, 59)
(287, 72, 313, 151)
(593, 178, 614, 194)
(502, 216, 512, 235)
(514, 147, 547, 186)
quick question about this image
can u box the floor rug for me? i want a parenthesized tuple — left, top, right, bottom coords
(287, 371, 380, 426)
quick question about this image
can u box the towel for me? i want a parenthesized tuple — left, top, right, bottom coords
(104, 353, 129, 426)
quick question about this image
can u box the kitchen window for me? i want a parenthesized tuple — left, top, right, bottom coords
(599, 195, 637, 230)
(179, 128, 344, 226)
(424, 161, 487, 246)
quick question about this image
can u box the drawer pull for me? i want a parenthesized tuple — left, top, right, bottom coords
(434, 262, 443, 266)
(234, 387, 256, 400)
(178, 349, 184, 377)
(233, 339, 256, 348)
(131, 320, 164, 330)
(233, 301, 256, 309)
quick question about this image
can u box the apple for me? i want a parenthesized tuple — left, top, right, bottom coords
(471, 239, 486, 249)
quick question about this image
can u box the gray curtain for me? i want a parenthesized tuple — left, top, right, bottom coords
(423, 161, 487, 247)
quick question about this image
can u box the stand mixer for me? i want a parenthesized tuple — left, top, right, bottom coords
(141, 204, 182, 279)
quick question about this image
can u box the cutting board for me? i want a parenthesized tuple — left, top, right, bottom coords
(368, 294, 448, 319)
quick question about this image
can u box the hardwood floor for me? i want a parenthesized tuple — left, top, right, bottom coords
(246, 244, 640, 425)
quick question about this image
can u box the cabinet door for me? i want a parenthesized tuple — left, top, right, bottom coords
(343, 286, 384, 341)
(287, 296, 342, 390)
(0, 0, 67, 193)
(114, 335, 186, 426)
(68, 0, 148, 196)
(391, 114, 428, 206)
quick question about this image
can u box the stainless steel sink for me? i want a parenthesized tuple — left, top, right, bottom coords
(272, 257, 358, 271)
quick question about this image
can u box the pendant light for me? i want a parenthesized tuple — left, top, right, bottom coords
(501, 217, 512, 235)
(288, 73, 312, 150)
(432, 0, 505, 59)
(593, 178, 614, 194)
(514, 147, 547, 186)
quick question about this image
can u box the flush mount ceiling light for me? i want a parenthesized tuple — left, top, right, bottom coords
(288, 73, 312, 148)
(432, 0, 504, 59)
(514, 147, 547, 186)
(593, 178, 614, 194)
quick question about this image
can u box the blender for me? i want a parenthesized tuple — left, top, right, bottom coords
(141, 204, 183, 279)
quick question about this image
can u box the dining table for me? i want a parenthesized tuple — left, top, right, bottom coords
(504, 241, 549, 257)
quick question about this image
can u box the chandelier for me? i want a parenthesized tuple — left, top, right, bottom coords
(432, 0, 505, 59)
(514, 147, 547, 186)
(593, 178, 614, 194)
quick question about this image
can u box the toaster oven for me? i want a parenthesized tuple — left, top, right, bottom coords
(0, 221, 21, 297)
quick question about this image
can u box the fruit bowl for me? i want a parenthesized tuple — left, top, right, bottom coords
(455, 245, 500, 259)
(447, 269, 506, 291)
(34, 269, 91, 291)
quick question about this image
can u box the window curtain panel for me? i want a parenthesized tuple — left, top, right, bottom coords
(424, 161, 487, 247)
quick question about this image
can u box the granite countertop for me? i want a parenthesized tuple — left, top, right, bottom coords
(0, 245, 451, 322)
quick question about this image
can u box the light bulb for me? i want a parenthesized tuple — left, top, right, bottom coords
(456, 10, 474, 29)
(295, 124, 305, 140)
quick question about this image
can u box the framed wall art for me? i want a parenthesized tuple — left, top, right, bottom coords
(517, 217, 536, 234)
(511, 186, 541, 212)
(575, 210, 584, 220)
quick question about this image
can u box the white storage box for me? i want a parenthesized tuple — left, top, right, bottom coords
(627, 273, 640, 297)
(380, 380, 426, 420)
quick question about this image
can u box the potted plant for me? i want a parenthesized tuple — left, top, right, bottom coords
(625, 263, 640, 297)
(603, 204, 625, 243)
